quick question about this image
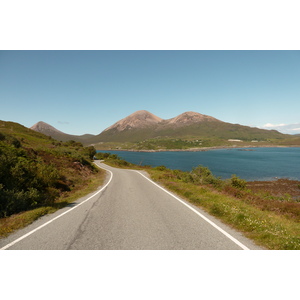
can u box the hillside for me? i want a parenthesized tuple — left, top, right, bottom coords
(0, 120, 100, 220)
(31, 121, 95, 143)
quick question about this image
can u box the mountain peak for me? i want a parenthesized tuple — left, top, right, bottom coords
(104, 110, 163, 132)
(31, 121, 64, 134)
(167, 111, 220, 125)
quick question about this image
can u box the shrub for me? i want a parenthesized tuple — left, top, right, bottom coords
(230, 175, 247, 190)
(154, 165, 168, 171)
(0, 134, 67, 217)
(95, 152, 111, 160)
(190, 165, 222, 187)
(82, 146, 96, 160)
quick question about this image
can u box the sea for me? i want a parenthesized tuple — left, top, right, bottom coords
(97, 147, 300, 181)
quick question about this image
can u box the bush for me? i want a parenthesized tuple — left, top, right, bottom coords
(95, 152, 111, 160)
(154, 165, 168, 171)
(230, 175, 247, 190)
(190, 165, 222, 187)
(0, 136, 64, 217)
(82, 146, 96, 160)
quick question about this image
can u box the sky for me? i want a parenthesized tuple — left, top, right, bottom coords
(1, 50, 300, 135)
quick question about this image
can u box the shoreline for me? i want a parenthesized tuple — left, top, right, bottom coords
(96, 144, 300, 153)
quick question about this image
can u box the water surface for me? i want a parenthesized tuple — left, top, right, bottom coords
(97, 147, 300, 181)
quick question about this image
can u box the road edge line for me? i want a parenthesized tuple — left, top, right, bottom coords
(134, 170, 250, 250)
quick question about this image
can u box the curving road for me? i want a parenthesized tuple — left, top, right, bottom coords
(0, 161, 262, 250)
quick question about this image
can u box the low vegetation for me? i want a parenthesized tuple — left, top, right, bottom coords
(97, 152, 300, 250)
(0, 121, 105, 237)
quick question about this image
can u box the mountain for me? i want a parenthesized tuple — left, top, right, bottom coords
(31, 121, 94, 143)
(103, 110, 163, 132)
(89, 110, 290, 145)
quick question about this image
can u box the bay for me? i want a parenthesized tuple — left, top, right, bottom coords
(97, 147, 300, 181)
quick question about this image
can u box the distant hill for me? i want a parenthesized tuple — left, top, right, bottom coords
(88, 110, 290, 145)
(31, 121, 95, 143)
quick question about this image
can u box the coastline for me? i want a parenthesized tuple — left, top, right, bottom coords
(96, 144, 300, 153)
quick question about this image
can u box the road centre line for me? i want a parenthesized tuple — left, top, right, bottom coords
(133, 170, 250, 250)
(0, 168, 113, 250)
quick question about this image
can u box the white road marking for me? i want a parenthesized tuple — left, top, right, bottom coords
(133, 170, 250, 250)
(0, 168, 113, 250)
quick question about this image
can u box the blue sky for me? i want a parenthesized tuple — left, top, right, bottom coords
(1, 50, 300, 135)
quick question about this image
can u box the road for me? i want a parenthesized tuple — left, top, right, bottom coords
(0, 161, 262, 250)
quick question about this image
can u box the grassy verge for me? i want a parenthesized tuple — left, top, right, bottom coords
(0, 165, 106, 238)
(96, 152, 300, 250)
(147, 168, 300, 250)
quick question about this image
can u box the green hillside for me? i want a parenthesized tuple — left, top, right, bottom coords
(0, 120, 101, 220)
(0, 120, 54, 146)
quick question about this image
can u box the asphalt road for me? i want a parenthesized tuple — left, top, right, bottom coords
(0, 161, 262, 250)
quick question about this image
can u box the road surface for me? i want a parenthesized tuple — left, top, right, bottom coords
(0, 161, 262, 250)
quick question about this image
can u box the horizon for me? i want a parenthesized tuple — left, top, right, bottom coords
(1, 50, 300, 135)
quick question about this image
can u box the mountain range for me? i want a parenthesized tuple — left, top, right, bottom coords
(30, 110, 295, 149)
